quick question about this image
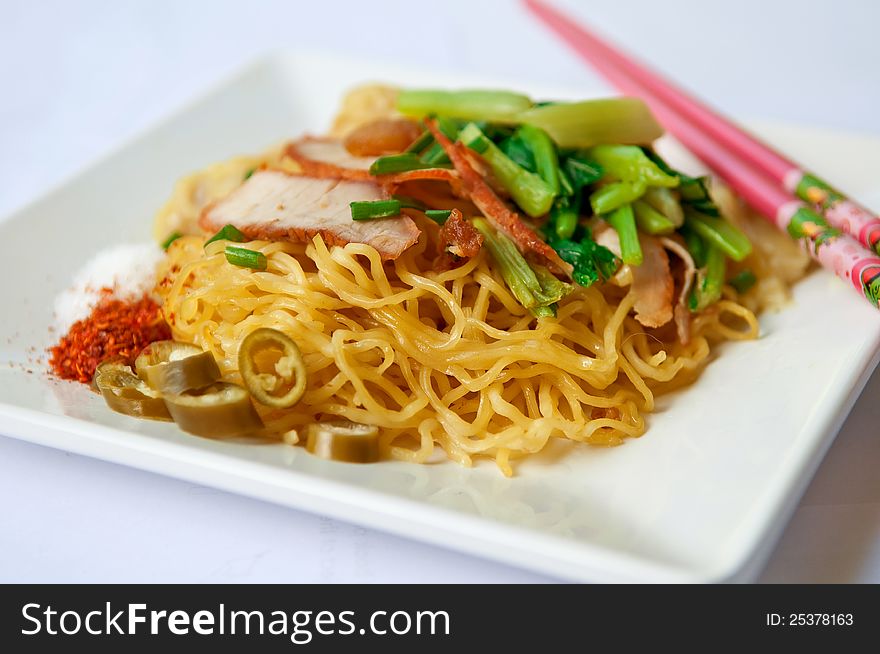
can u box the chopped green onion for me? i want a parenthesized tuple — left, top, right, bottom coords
(419, 116, 461, 165)
(419, 144, 448, 166)
(397, 89, 533, 122)
(728, 269, 757, 294)
(459, 122, 555, 217)
(243, 168, 256, 181)
(590, 180, 646, 215)
(516, 124, 560, 195)
(405, 129, 433, 154)
(685, 208, 752, 262)
(391, 195, 428, 211)
(161, 231, 183, 251)
(642, 186, 684, 228)
(515, 97, 663, 148)
(225, 246, 267, 271)
(350, 199, 401, 221)
(473, 218, 571, 311)
(606, 204, 642, 266)
(425, 209, 452, 225)
(205, 224, 247, 247)
(369, 153, 439, 175)
(689, 244, 726, 311)
(633, 199, 676, 235)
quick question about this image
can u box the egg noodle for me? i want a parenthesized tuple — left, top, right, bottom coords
(159, 225, 766, 476)
(154, 86, 809, 475)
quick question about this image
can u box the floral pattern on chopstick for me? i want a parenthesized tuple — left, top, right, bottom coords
(796, 173, 880, 256)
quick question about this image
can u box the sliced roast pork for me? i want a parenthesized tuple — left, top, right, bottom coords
(199, 170, 420, 260)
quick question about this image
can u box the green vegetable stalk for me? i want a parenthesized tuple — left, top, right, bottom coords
(397, 89, 533, 122)
(642, 186, 684, 228)
(473, 218, 571, 313)
(606, 204, 643, 266)
(588, 145, 679, 188)
(515, 97, 664, 148)
(516, 124, 560, 195)
(551, 193, 581, 241)
(590, 180, 646, 215)
(499, 134, 536, 172)
(684, 208, 752, 262)
(588, 145, 679, 215)
(689, 243, 726, 311)
(633, 199, 676, 235)
(459, 123, 555, 218)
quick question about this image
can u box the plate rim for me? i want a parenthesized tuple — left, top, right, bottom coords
(2, 50, 878, 583)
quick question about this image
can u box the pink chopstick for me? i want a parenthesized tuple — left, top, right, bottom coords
(523, 0, 880, 258)
(524, 0, 880, 308)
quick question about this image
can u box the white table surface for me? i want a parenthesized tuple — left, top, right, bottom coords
(1, 0, 878, 583)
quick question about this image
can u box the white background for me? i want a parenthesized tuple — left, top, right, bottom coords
(1, 0, 878, 582)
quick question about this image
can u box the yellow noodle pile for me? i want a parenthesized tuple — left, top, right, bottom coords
(157, 223, 761, 475)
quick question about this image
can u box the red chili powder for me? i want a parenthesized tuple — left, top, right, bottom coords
(49, 293, 171, 383)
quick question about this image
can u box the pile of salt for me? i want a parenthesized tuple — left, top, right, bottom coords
(54, 243, 165, 332)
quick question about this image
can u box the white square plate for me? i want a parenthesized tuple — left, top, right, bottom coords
(2, 53, 878, 582)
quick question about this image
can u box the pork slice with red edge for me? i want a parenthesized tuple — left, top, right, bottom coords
(199, 170, 420, 260)
(285, 136, 460, 186)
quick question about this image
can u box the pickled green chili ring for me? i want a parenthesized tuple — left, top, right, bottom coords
(305, 421, 381, 463)
(163, 382, 263, 438)
(94, 359, 171, 421)
(135, 340, 221, 395)
(238, 328, 307, 409)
